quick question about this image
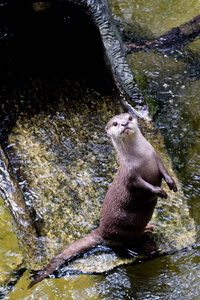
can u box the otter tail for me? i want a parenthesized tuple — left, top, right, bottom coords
(27, 228, 103, 289)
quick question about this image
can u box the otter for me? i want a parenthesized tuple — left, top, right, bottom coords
(27, 113, 177, 289)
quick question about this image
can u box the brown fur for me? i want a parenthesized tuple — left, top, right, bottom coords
(27, 113, 177, 289)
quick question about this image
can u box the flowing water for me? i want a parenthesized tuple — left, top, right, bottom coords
(108, 0, 200, 299)
(1, 1, 200, 299)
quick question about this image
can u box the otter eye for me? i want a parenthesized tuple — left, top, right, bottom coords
(113, 121, 118, 126)
(128, 116, 133, 121)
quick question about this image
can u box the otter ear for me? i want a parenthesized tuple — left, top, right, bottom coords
(105, 126, 108, 132)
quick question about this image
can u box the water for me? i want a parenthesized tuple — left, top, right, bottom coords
(1, 1, 200, 299)
(109, 0, 200, 299)
(109, 0, 200, 35)
(0, 197, 23, 287)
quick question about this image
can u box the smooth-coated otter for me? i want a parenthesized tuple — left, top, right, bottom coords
(27, 113, 177, 289)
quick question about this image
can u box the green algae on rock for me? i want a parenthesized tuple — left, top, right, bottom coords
(5, 77, 195, 274)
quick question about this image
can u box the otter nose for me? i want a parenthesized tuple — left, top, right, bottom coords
(121, 121, 129, 127)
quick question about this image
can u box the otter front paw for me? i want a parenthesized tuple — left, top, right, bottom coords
(158, 190, 168, 198)
(166, 177, 177, 192)
(167, 179, 178, 193)
(154, 187, 168, 198)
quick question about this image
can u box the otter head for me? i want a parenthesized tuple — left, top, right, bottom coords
(105, 113, 138, 141)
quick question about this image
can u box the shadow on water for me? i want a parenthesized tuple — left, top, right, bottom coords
(0, 1, 117, 136)
(0, 2, 108, 78)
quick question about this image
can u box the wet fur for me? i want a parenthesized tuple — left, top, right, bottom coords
(27, 113, 177, 289)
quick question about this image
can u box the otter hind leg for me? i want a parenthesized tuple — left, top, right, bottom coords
(141, 223, 158, 257)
